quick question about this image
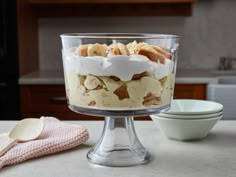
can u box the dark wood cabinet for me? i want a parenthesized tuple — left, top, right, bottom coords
(20, 83, 206, 120)
(174, 84, 206, 100)
(20, 85, 101, 120)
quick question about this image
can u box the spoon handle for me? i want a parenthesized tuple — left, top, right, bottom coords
(0, 139, 18, 157)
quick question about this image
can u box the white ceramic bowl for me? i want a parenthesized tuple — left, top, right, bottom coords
(164, 99, 223, 115)
(158, 110, 223, 119)
(150, 114, 222, 141)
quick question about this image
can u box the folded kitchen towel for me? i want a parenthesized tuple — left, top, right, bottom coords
(0, 117, 89, 169)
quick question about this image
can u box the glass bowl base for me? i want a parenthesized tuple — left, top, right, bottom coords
(69, 104, 170, 117)
(87, 147, 151, 167)
(86, 116, 151, 167)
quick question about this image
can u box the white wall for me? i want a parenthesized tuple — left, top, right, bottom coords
(38, 0, 236, 71)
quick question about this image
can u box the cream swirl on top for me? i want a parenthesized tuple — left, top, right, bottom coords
(63, 51, 174, 81)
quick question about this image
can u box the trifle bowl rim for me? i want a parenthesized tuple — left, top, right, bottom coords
(60, 33, 179, 39)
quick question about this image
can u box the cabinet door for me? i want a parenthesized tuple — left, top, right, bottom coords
(20, 85, 103, 120)
(174, 84, 206, 100)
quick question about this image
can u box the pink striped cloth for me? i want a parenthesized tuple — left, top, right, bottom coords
(0, 117, 89, 169)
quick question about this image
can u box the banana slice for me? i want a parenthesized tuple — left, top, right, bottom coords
(84, 75, 102, 90)
(108, 43, 121, 55)
(87, 43, 107, 57)
(127, 41, 137, 54)
(108, 43, 130, 55)
(117, 43, 129, 55)
(74, 45, 88, 56)
(103, 44, 108, 50)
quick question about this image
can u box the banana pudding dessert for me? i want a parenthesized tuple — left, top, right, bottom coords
(62, 41, 175, 110)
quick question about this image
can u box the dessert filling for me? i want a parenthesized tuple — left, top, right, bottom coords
(63, 41, 175, 109)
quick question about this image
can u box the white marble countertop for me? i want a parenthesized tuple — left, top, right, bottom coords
(0, 120, 236, 177)
(18, 69, 219, 85)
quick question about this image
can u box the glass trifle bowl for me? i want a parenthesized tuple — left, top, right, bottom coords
(60, 33, 179, 167)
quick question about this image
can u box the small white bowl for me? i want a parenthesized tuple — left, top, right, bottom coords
(158, 110, 223, 119)
(150, 114, 222, 141)
(164, 99, 223, 115)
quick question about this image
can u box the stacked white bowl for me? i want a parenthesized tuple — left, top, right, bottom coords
(150, 99, 224, 141)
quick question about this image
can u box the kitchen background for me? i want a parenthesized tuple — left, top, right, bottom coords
(1, 0, 236, 120)
(39, 0, 236, 71)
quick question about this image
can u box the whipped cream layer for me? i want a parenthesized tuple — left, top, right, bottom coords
(63, 51, 174, 81)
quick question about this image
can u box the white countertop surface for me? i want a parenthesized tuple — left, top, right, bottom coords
(18, 69, 219, 85)
(0, 120, 236, 177)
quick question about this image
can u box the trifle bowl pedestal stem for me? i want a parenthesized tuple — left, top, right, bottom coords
(87, 116, 151, 167)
